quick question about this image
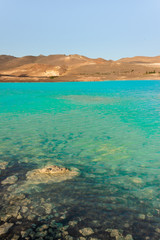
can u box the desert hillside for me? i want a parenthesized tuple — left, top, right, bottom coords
(0, 54, 160, 82)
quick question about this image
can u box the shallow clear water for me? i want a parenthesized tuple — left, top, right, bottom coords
(0, 81, 160, 239)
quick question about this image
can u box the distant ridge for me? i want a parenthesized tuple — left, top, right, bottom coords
(118, 55, 160, 63)
(0, 54, 160, 82)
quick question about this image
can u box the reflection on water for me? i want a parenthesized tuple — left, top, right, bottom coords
(0, 81, 160, 239)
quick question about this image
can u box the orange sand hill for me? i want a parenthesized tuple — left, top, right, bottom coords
(0, 54, 160, 82)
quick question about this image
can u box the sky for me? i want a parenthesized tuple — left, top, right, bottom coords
(0, 0, 160, 60)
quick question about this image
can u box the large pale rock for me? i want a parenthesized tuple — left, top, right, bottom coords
(26, 165, 79, 184)
(0, 222, 14, 236)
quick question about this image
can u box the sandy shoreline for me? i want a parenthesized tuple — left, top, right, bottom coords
(1, 77, 160, 83)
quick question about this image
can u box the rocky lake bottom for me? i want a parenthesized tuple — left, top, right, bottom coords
(0, 81, 160, 240)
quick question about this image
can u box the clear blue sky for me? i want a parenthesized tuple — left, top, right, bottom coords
(1, 0, 160, 60)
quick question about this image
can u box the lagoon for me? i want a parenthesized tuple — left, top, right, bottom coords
(0, 81, 160, 239)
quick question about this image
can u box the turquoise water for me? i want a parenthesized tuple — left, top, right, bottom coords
(0, 81, 160, 239)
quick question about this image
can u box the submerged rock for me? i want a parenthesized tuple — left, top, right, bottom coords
(0, 206, 20, 221)
(20, 231, 26, 238)
(7, 184, 18, 192)
(138, 214, 145, 220)
(105, 229, 134, 240)
(0, 161, 8, 170)
(110, 229, 122, 239)
(131, 177, 142, 184)
(11, 234, 20, 240)
(0, 222, 14, 236)
(65, 235, 73, 240)
(125, 234, 133, 240)
(1, 175, 18, 185)
(124, 223, 130, 228)
(17, 213, 22, 219)
(26, 165, 79, 184)
(43, 203, 52, 214)
(79, 227, 94, 236)
(90, 238, 99, 240)
(155, 228, 160, 233)
(27, 214, 36, 221)
(21, 206, 28, 214)
(69, 220, 77, 227)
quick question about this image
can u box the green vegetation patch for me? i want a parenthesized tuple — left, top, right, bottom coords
(49, 76, 58, 79)
(146, 70, 156, 74)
